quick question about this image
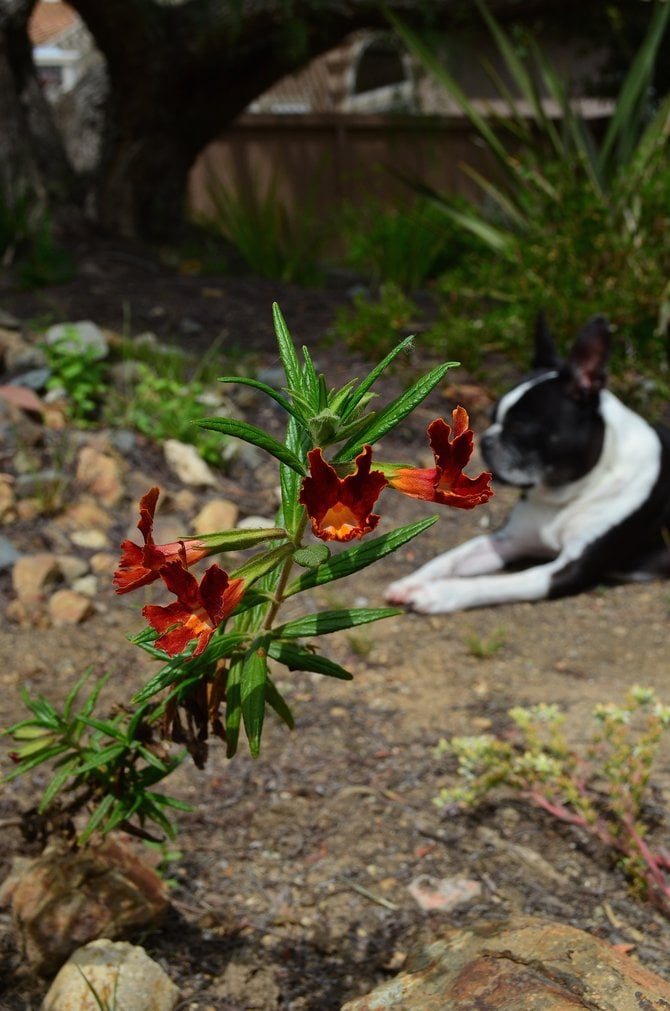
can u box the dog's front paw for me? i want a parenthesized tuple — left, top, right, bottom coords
(385, 577, 424, 605)
(385, 578, 457, 614)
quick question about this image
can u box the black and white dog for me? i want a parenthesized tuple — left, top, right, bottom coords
(385, 314, 670, 613)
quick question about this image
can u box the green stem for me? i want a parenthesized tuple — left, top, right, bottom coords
(263, 510, 309, 630)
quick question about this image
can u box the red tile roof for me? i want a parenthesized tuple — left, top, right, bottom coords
(28, 1, 78, 46)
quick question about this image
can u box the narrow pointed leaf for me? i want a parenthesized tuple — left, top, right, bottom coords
(241, 643, 269, 758)
(279, 414, 305, 530)
(460, 164, 528, 229)
(196, 417, 305, 474)
(41, 758, 80, 808)
(598, 0, 670, 174)
(225, 652, 244, 758)
(273, 302, 302, 393)
(340, 336, 414, 420)
(217, 376, 299, 419)
(265, 678, 295, 729)
(63, 667, 95, 720)
(268, 641, 353, 680)
(286, 515, 438, 594)
(274, 607, 400, 639)
(430, 200, 515, 253)
(231, 542, 294, 585)
(78, 793, 116, 844)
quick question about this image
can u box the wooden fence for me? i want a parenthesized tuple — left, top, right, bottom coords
(188, 112, 500, 253)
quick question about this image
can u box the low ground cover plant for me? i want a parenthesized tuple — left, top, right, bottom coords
(436, 686, 670, 910)
(3, 304, 493, 842)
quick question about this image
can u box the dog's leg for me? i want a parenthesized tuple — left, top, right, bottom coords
(399, 566, 555, 613)
(385, 534, 509, 604)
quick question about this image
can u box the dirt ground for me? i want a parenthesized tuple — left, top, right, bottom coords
(1, 247, 670, 1009)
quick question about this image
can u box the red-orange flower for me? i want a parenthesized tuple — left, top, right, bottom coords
(142, 561, 245, 658)
(386, 407, 493, 509)
(299, 444, 388, 542)
(114, 487, 210, 594)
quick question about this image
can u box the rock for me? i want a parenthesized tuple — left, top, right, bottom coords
(1, 838, 170, 976)
(41, 938, 179, 1011)
(237, 514, 276, 530)
(0, 533, 21, 570)
(341, 916, 670, 1010)
(69, 529, 110, 550)
(89, 551, 118, 575)
(407, 874, 482, 912)
(11, 366, 51, 391)
(56, 554, 90, 583)
(45, 321, 109, 360)
(72, 574, 99, 597)
(164, 438, 219, 487)
(14, 468, 63, 502)
(0, 311, 20, 330)
(75, 445, 125, 506)
(48, 588, 95, 625)
(193, 497, 239, 533)
(12, 553, 61, 607)
(57, 498, 113, 532)
(0, 326, 45, 373)
(0, 473, 16, 521)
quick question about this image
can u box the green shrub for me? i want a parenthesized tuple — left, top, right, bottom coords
(42, 327, 108, 424)
(388, 0, 670, 401)
(341, 195, 482, 290)
(333, 281, 422, 358)
(196, 170, 330, 286)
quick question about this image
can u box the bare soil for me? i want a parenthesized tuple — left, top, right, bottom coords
(1, 246, 670, 1009)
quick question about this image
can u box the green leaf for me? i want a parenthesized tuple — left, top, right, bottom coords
(598, 0, 670, 176)
(231, 542, 294, 585)
(196, 416, 306, 474)
(5, 742, 70, 779)
(241, 643, 269, 758)
(286, 515, 438, 594)
(339, 336, 415, 421)
(72, 743, 126, 775)
(225, 652, 244, 759)
(78, 793, 115, 844)
(62, 667, 96, 720)
(292, 544, 331, 568)
(132, 632, 248, 704)
(265, 677, 295, 729)
(75, 716, 127, 742)
(279, 413, 306, 531)
(274, 607, 400, 639)
(430, 200, 514, 254)
(41, 759, 79, 808)
(217, 375, 299, 420)
(273, 302, 302, 394)
(335, 361, 456, 460)
(268, 641, 353, 680)
(300, 345, 320, 408)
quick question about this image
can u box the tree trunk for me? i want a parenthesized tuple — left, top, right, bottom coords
(0, 0, 75, 215)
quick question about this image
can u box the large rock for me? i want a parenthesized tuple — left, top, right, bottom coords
(0, 838, 170, 976)
(41, 938, 179, 1011)
(44, 321, 109, 360)
(341, 916, 670, 1010)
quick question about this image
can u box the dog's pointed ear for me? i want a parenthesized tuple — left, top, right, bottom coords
(532, 310, 560, 370)
(565, 315, 612, 397)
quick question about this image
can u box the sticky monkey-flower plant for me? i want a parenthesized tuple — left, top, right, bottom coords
(3, 304, 491, 842)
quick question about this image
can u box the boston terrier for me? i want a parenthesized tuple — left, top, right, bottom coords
(385, 314, 670, 613)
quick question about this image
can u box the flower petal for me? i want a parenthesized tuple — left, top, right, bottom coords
(299, 445, 387, 542)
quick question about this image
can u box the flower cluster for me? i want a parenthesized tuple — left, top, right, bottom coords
(298, 406, 492, 542)
(115, 406, 492, 660)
